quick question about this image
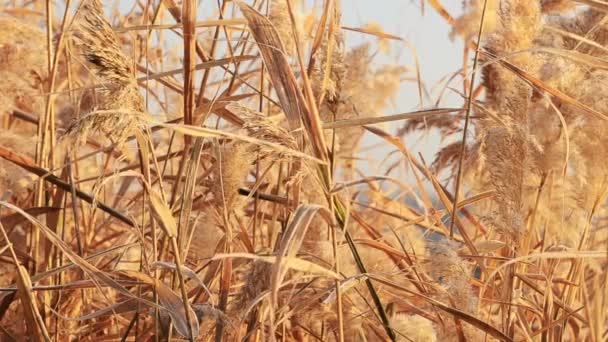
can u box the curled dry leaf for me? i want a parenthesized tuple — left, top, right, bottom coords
(148, 189, 177, 238)
(121, 270, 199, 339)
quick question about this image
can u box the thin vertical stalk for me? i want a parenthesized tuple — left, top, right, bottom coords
(448, 0, 489, 238)
(183, 0, 197, 146)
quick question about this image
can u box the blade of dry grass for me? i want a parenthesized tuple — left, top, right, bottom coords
(0, 146, 135, 227)
(0, 220, 50, 341)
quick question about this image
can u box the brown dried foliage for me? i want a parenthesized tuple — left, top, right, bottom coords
(0, 0, 605, 341)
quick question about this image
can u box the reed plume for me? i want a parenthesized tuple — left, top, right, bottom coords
(64, 0, 145, 146)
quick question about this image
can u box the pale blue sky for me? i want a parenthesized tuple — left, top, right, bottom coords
(344, 0, 463, 103)
(340, 1, 466, 180)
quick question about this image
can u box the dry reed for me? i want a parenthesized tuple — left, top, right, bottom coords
(0, 0, 605, 341)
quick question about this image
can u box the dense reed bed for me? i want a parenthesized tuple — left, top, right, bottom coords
(0, 0, 606, 340)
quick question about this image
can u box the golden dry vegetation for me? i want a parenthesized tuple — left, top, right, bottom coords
(0, 0, 606, 341)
